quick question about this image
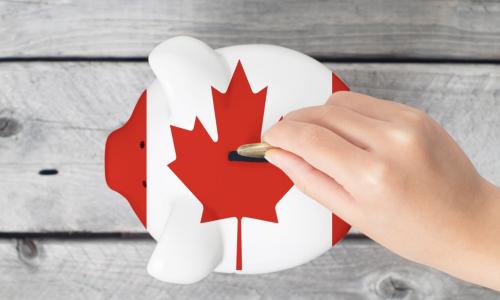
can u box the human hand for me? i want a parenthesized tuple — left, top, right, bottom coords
(263, 91, 500, 291)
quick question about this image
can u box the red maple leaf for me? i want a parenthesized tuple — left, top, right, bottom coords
(168, 61, 293, 270)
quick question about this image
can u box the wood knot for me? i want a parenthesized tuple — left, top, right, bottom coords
(0, 117, 22, 137)
(376, 275, 412, 299)
(16, 239, 43, 268)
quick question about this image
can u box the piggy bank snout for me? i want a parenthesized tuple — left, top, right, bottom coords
(105, 129, 143, 191)
(105, 91, 148, 226)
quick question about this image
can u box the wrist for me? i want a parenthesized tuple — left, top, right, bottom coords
(457, 178, 500, 291)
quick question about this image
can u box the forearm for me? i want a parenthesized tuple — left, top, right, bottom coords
(472, 180, 500, 291)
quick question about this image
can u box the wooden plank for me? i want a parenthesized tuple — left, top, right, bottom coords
(0, 62, 153, 232)
(1, 238, 497, 299)
(1, 0, 500, 59)
(0, 62, 499, 232)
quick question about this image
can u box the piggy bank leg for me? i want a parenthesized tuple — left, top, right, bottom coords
(147, 203, 223, 284)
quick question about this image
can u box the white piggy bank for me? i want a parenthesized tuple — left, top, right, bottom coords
(105, 36, 351, 284)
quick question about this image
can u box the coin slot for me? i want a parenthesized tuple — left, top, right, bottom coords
(228, 151, 267, 162)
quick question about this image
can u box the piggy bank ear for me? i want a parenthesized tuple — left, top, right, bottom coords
(147, 202, 223, 284)
(148, 36, 230, 142)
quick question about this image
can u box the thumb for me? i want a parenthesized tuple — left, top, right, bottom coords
(265, 148, 357, 223)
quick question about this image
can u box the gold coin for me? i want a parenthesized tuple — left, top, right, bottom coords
(236, 142, 274, 158)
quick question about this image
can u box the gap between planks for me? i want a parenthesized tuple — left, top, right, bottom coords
(0, 231, 367, 240)
(3, 57, 500, 64)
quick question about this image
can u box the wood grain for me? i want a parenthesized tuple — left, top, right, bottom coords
(1, 0, 500, 59)
(0, 238, 497, 299)
(0, 62, 499, 232)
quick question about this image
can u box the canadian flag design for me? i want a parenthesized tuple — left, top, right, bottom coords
(105, 37, 350, 284)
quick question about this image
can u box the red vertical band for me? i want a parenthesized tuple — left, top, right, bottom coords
(331, 72, 351, 245)
(332, 72, 349, 93)
(332, 214, 351, 245)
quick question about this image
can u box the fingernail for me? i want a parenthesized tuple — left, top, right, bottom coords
(264, 149, 282, 168)
(264, 149, 275, 163)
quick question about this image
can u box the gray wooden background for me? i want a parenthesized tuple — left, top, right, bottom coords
(0, 0, 499, 299)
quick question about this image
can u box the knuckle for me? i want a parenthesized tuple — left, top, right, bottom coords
(283, 108, 305, 120)
(297, 125, 325, 147)
(282, 111, 294, 120)
(363, 159, 391, 186)
(400, 109, 428, 126)
(284, 105, 326, 121)
(388, 110, 431, 149)
(317, 105, 336, 123)
(387, 109, 429, 147)
(388, 126, 419, 147)
(327, 91, 352, 105)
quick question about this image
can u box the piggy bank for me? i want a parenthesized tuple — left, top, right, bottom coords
(105, 36, 351, 284)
